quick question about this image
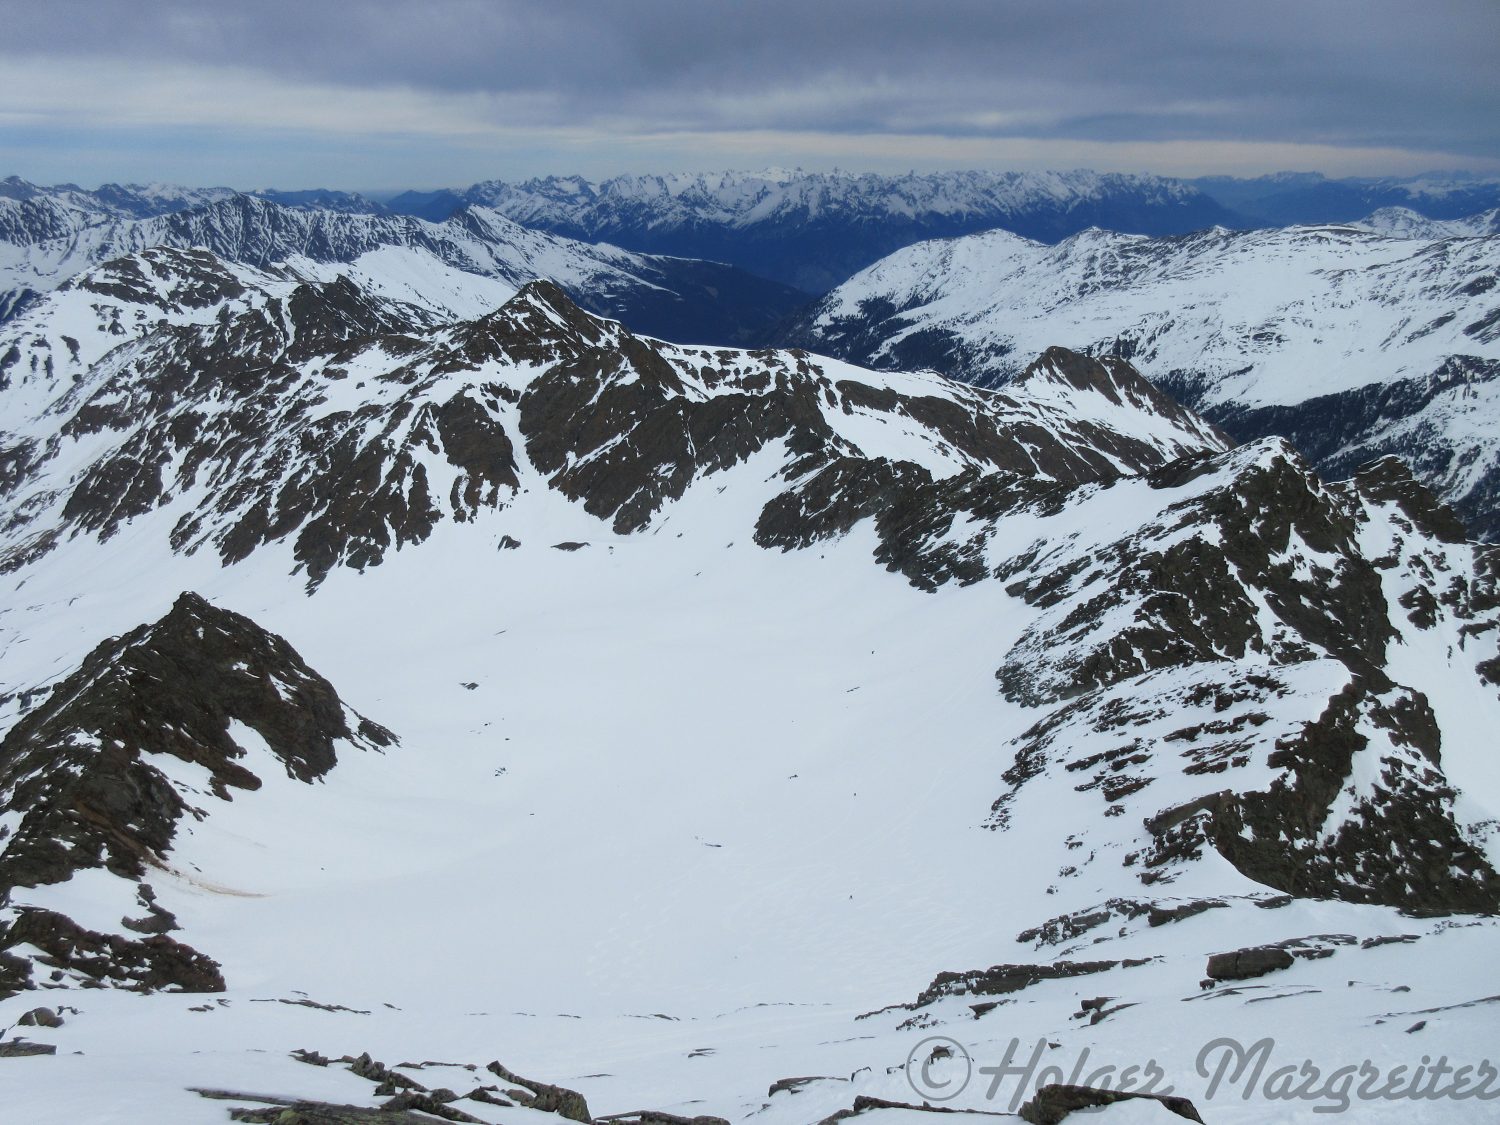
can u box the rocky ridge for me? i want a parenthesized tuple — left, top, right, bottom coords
(0, 253, 1229, 590)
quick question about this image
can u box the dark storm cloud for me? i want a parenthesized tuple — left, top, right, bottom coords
(3, 0, 1497, 170)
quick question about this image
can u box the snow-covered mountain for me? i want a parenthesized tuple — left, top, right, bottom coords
(1351, 206, 1500, 239)
(781, 222, 1500, 540)
(0, 174, 380, 220)
(2, 247, 1499, 1123)
(0, 191, 807, 344)
(388, 169, 1240, 293)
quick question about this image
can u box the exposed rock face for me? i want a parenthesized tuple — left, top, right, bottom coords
(0, 592, 393, 997)
(1205, 946, 1296, 981)
(813, 1095, 1014, 1124)
(0, 1040, 56, 1057)
(1016, 897, 1230, 947)
(202, 1049, 693, 1124)
(1, 907, 225, 997)
(2, 244, 1498, 1032)
(745, 430, 1499, 922)
(952, 442, 1500, 916)
(221, 1099, 478, 1124)
(486, 1061, 591, 1122)
(514, 290, 1224, 540)
(913, 959, 1134, 1007)
(3, 253, 524, 586)
(602, 1112, 731, 1125)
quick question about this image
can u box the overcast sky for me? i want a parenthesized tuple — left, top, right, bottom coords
(2, 0, 1496, 190)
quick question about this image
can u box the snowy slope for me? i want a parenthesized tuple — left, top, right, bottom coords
(0, 192, 807, 345)
(1, 251, 1498, 1123)
(397, 169, 1240, 293)
(782, 222, 1500, 539)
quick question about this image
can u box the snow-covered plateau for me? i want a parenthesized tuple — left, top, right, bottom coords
(0, 247, 1498, 1123)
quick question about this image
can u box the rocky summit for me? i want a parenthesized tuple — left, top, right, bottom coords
(0, 243, 1497, 1124)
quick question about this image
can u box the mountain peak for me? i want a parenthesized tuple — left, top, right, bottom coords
(510, 276, 587, 315)
(1011, 346, 1232, 452)
(478, 277, 621, 351)
(1018, 345, 1142, 398)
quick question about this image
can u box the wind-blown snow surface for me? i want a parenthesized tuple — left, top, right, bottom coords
(2, 257, 1499, 1123)
(781, 222, 1500, 539)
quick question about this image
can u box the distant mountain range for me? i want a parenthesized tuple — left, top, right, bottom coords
(380, 169, 1500, 293)
(11, 169, 1500, 301)
(386, 169, 1243, 293)
(1188, 171, 1500, 227)
(780, 220, 1500, 539)
(0, 173, 382, 219)
(0, 179, 805, 343)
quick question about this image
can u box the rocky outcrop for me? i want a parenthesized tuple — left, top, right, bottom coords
(0, 907, 224, 996)
(1016, 897, 1230, 947)
(1019, 1084, 1204, 1124)
(0, 592, 393, 997)
(1205, 946, 1296, 981)
(814, 1095, 1013, 1124)
(0, 1040, 56, 1058)
(909, 957, 1153, 1010)
(598, 1112, 731, 1125)
(486, 1061, 591, 1122)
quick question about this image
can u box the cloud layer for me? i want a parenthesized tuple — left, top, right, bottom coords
(2, 0, 1496, 187)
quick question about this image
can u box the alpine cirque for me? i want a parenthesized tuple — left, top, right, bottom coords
(1, 236, 1497, 1123)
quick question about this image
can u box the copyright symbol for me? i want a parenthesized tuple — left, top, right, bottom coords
(905, 1035, 971, 1102)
